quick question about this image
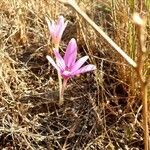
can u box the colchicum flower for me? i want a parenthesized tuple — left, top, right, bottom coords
(46, 16, 68, 47)
(46, 38, 96, 80)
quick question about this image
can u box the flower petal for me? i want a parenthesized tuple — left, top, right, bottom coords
(64, 38, 77, 68)
(71, 56, 89, 73)
(46, 55, 60, 71)
(45, 17, 55, 35)
(72, 64, 96, 76)
(54, 49, 66, 71)
(57, 16, 65, 26)
(56, 16, 68, 39)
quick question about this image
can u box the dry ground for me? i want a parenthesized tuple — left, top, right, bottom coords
(0, 0, 150, 149)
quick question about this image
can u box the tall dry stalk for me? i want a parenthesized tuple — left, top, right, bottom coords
(133, 13, 149, 150)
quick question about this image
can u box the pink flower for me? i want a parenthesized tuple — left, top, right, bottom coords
(46, 38, 96, 79)
(46, 16, 68, 46)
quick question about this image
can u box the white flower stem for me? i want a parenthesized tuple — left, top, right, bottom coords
(58, 72, 63, 105)
(54, 44, 64, 105)
(59, 78, 68, 105)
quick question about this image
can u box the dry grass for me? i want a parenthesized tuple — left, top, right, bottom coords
(0, 0, 149, 149)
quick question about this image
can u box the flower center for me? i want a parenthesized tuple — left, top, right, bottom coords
(62, 66, 71, 78)
(63, 70, 71, 75)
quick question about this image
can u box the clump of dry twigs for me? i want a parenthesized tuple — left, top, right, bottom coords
(0, 0, 149, 149)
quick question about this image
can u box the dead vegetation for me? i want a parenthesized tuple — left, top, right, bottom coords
(0, 0, 149, 149)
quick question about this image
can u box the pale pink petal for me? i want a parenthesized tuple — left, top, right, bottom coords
(64, 38, 77, 68)
(55, 17, 64, 38)
(45, 17, 56, 35)
(57, 16, 65, 26)
(54, 49, 66, 71)
(72, 64, 96, 76)
(56, 21, 68, 40)
(50, 20, 56, 35)
(56, 16, 68, 39)
(46, 55, 60, 72)
(71, 56, 89, 73)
